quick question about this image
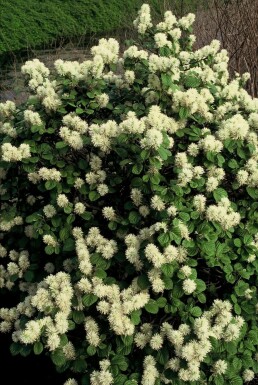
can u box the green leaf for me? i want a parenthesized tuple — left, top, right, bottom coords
(72, 358, 87, 372)
(225, 341, 237, 355)
(128, 211, 141, 225)
(55, 141, 68, 149)
(157, 233, 170, 247)
(72, 310, 85, 324)
(26, 213, 40, 223)
(10, 342, 21, 356)
(195, 279, 206, 293)
(163, 276, 173, 290)
(232, 357, 242, 371)
(94, 268, 107, 279)
(214, 375, 225, 385)
(130, 310, 141, 325)
(33, 341, 43, 355)
(150, 174, 160, 185)
(114, 374, 127, 385)
(60, 227, 69, 241)
(112, 355, 127, 366)
(89, 191, 100, 201)
(20, 345, 32, 357)
(24, 270, 34, 282)
(140, 149, 150, 160)
(213, 188, 228, 202)
(63, 238, 75, 252)
(184, 75, 201, 88)
(197, 293, 206, 303)
(76, 107, 84, 114)
(157, 146, 168, 160)
(179, 107, 189, 119)
(144, 299, 159, 314)
(161, 263, 174, 277)
(234, 238, 242, 247)
(235, 280, 249, 296)
(137, 275, 150, 290)
(156, 297, 167, 308)
(228, 159, 238, 169)
(87, 345, 96, 356)
(121, 335, 133, 346)
(51, 350, 66, 366)
(45, 245, 55, 255)
(82, 293, 98, 307)
(190, 306, 202, 317)
(161, 73, 173, 88)
(246, 187, 258, 199)
(229, 376, 243, 385)
(156, 347, 169, 365)
(132, 163, 143, 175)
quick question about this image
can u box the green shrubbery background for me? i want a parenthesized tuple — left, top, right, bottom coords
(0, 0, 201, 59)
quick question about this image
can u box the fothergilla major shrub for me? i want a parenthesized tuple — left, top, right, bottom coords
(0, 4, 257, 385)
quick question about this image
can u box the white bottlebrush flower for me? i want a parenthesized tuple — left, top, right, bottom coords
(182, 279, 196, 294)
(236, 170, 249, 186)
(154, 33, 172, 48)
(96, 93, 109, 108)
(178, 221, 190, 240)
(74, 202, 86, 215)
(1, 143, 31, 162)
(133, 4, 153, 34)
(139, 205, 150, 217)
(213, 360, 228, 375)
(167, 205, 177, 217)
(62, 113, 88, 134)
(97, 183, 109, 196)
(178, 13, 195, 30)
(151, 195, 165, 211)
(243, 369, 255, 382)
(149, 333, 163, 350)
(57, 194, 69, 208)
(0, 100, 16, 118)
(145, 243, 165, 268)
(206, 177, 219, 192)
(43, 204, 57, 218)
(193, 194, 206, 212)
(180, 265, 192, 278)
(74, 177, 84, 189)
(85, 317, 101, 347)
(24, 110, 43, 126)
(102, 206, 116, 221)
(131, 188, 143, 206)
(64, 379, 78, 385)
(167, 358, 180, 371)
(187, 143, 199, 156)
(43, 234, 58, 248)
(142, 355, 159, 385)
(199, 135, 223, 153)
(140, 128, 163, 149)
(124, 70, 135, 84)
(218, 114, 249, 140)
(20, 320, 41, 343)
(44, 262, 55, 274)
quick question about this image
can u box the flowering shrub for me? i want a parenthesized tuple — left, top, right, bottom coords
(0, 4, 258, 385)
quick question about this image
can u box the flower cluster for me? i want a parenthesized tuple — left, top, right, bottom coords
(1, 143, 31, 162)
(206, 197, 241, 230)
(0, 4, 257, 385)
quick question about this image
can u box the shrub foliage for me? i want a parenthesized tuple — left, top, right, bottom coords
(0, 4, 257, 385)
